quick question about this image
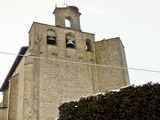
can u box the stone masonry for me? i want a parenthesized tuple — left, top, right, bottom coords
(0, 6, 130, 120)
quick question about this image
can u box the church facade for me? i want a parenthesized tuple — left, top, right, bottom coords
(0, 6, 130, 120)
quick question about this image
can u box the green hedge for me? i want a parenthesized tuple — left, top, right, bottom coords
(58, 83, 160, 120)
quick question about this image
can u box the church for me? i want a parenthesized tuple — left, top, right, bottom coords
(0, 6, 130, 120)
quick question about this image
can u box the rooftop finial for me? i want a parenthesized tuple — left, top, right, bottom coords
(62, 3, 68, 7)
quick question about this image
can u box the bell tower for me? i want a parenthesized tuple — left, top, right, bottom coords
(26, 5, 97, 120)
(0, 5, 130, 120)
(53, 6, 81, 30)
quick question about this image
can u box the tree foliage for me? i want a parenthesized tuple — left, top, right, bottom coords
(58, 83, 160, 120)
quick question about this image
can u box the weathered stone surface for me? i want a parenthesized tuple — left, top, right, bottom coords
(0, 6, 130, 120)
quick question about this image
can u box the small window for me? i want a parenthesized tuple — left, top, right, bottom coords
(86, 39, 91, 51)
(66, 34, 75, 48)
(47, 30, 56, 45)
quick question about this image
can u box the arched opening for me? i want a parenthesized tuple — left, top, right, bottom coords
(66, 34, 75, 48)
(86, 39, 92, 51)
(47, 30, 56, 45)
(65, 19, 71, 27)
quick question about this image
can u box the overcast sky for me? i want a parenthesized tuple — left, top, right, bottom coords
(0, 0, 160, 101)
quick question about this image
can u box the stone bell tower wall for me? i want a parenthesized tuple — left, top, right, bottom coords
(28, 22, 99, 119)
(0, 6, 130, 120)
(53, 6, 81, 30)
(95, 38, 130, 92)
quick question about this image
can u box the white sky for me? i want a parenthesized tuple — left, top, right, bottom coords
(0, 0, 160, 101)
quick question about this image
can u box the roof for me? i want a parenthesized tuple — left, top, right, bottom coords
(0, 46, 28, 91)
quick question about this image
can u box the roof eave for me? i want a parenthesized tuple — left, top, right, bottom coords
(0, 46, 28, 92)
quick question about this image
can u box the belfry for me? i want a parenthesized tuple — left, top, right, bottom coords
(0, 6, 130, 119)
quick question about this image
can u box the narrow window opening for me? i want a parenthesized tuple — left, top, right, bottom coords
(65, 19, 71, 27)
(47, 30, 56, 45)
(86, 39, 91, 51)
(66, 34, 75, 48)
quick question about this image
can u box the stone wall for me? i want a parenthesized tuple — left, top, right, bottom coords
(8, 74, 19, 120)
(95, 38, 130, 92)
(0, 107, 7, 120)
(0, 91, 8, 120)
(0, 6, 130, 119)
(28, 22, 98, 119)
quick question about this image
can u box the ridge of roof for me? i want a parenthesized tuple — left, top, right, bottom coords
(0, 46, 28, 91)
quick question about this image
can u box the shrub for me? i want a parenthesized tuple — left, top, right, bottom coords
(58, 82, 160, 120)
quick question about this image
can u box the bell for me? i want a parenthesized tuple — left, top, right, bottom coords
(48, 36, 55, 41)
(67, 39, 74, 45)
(47, 36, 56, 44)
(66, 39, 75, 48)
